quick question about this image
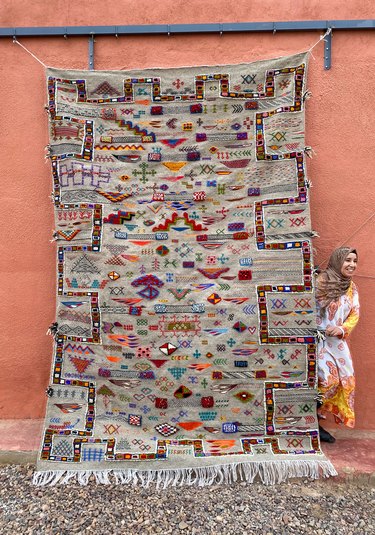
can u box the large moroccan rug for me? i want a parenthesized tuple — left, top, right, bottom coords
(34, 52, 336, 486)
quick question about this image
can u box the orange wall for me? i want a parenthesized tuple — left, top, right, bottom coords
(0, 1, 374, 428)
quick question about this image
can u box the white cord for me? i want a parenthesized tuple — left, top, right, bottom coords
(13, 37, 47, 67)
(307, 27, 332, 55)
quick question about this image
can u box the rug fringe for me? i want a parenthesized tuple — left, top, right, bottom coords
(33, 459, 337, 488)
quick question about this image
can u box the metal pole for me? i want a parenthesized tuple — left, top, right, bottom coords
(324, 30, 332, 70)
(88, 34, 94, 70)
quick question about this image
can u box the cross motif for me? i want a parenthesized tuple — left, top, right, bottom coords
(172, 78, 184, 89)
(200, 164, 215, 174)
(266, 218, 284, 229)
(290, 217, 306, 227)
(243, 117, 254, 129)
(133, 163, 157, 184)
(276, 349, 287, 360)
(216, 207, 228, 217)
(241, 74, 256, 84)
(270, 131, 286, 142)
(290, 349, 302, 360)
(270, 298, 287, 309)
(201, 378, 208, 389)
(135, 210, 147, 219)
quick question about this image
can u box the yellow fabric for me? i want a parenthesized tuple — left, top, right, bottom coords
(319, 375, 355, 428)
(317, 281, 359, 428)
(342, 283, 360, 337)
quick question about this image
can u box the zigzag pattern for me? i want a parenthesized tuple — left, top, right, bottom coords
(116, 120, 155, 141)
(64, 344, 95, 355)
(152, 212, 207, 232)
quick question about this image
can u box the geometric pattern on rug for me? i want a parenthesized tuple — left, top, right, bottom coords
(35, 53, 335, 483)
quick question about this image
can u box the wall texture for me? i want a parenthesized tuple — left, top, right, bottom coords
(0, 1, 374, 430)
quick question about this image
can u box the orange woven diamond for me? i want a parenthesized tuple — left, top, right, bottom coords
(108, 271, 120, 280)
(207, 293, 221, 305)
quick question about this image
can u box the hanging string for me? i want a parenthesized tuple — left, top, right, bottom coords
(13, 37, 47, 67)
(306, 27, 332, 59)
(315, 211, 375, 269)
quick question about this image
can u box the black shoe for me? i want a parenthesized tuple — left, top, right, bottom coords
(319, 425, 336, 443)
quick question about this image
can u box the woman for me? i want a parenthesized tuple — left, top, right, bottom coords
(316, 247, 360, 443)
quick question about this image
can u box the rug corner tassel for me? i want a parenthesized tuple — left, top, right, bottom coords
(303, 89, 313, 102)
(46, 321, 58, 336)
(304, 146, 316, 159)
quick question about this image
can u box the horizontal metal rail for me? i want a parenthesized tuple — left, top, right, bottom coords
(0, 20, 374, 36)
(1, 20, 374, 70)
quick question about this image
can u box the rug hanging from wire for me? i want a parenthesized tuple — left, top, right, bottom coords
(34, 52, 336, 486)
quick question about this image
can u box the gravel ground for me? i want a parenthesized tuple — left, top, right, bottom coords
(0, 465, 374, 534)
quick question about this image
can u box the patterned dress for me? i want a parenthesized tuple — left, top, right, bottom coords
(317, 281, 360, 427)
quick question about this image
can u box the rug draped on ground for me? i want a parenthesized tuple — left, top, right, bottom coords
(35, 52, 336, 486)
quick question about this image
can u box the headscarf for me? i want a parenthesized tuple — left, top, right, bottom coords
(316, 246, 358, 317)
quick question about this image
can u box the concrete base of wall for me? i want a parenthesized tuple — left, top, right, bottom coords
(0, 451, 38, 465)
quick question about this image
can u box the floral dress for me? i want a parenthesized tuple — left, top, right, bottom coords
(316, 281, 360, 427)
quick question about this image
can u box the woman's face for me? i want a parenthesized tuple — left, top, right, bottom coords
(341, 252, 358, 278)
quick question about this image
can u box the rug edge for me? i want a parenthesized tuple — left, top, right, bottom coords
(33, 458, 337, 487)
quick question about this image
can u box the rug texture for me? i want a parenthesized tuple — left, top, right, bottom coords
(35, 52, 336, 486)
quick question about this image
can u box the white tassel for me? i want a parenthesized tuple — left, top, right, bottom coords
(304, 146, 316, 159)
(49, 231, 59, 243)
(316, 329, 326, 342)
(46, 322, 58, 336)
(303, 90, 313, 101)
(32, 459, 337, 488)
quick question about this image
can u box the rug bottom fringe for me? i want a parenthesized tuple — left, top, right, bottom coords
(33, 459, 337, 487)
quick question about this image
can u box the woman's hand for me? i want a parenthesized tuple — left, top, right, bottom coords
(325, 325, 344, 338)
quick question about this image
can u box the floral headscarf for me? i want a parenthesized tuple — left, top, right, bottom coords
(316, 247, 357, 316)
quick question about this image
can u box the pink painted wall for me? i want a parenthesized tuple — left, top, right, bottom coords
(0, 1, 374, 429)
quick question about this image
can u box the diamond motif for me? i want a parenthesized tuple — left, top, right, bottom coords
(299, 403, 313, 413)
(232, 321, 247, 333)
(155, 423, 178, 437)
(234, 391, 254, 403)
(156, 245, 169, 256)
(108, 271, 120, 280)
(207, 293, 222, 305)
(174, 385, 193, 399)
(159, 343, 178, 356)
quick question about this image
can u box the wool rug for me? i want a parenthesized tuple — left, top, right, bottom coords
(34, 52, 337, 486)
